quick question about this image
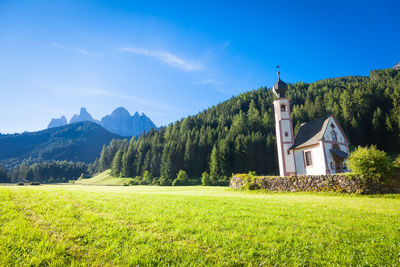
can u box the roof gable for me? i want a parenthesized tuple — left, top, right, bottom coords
(290, 115, 331, 149)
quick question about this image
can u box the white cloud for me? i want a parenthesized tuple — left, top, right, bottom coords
(50, 42, 103, 58)
(49, 85, 184, 112)
(197, 79, 220, 85)
(121, 47, 203, 72)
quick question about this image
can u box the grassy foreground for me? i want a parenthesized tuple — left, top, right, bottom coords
(0, 185, 399, 266)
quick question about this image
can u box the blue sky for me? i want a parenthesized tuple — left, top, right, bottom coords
(0, 0, 399, 133)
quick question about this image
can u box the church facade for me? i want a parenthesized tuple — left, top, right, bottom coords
(273, 71, 350, 176)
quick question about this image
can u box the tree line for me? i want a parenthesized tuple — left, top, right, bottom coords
(91, 69, 400, 185)
(0, 161, 89, 183)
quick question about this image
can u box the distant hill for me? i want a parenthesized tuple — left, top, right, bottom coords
(48, 107, 157, 137)
(0, 121, 124, 169)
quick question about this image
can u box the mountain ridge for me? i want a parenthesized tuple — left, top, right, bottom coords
(0, 121, 124, 169)
(48, 107, 157, 137)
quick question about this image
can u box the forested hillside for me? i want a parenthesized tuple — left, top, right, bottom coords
(93, 69, 400, 185)
(6, 161, 89, 183)
(0, 122, 124, 169)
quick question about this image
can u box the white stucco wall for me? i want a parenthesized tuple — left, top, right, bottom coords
(283, 143, 296, 173)
(322, 117, 350, 174)
(281, 120, 293, 143)
(293, 143, 327, 175)
(323, 117, 347, 144)
(294, 150, 306, 175)
(305, 143, 327, 175)
(274, 98, 295, 176)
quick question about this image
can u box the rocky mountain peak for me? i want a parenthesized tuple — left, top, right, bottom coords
(48, 115, 68, 129)
(70, 107, 98, 124)
(110, 107, 131, 119)
(48, 107, 157, 137)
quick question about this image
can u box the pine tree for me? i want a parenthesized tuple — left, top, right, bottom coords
(111, 150, 123, 177)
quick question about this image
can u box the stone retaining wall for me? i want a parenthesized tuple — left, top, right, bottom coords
(230, 174, 400, 194)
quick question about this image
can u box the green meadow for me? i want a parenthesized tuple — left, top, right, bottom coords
(0, 185, 399, 266)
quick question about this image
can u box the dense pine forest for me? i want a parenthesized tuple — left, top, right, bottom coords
(3, 161, 89, 183)
(90, 68, 400, 185)
(1, 68, 399, 184)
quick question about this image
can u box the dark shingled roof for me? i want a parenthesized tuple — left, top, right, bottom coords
(273, 78, 288, 98)
(330, 148, 349, 159)
(290, 115, 331, 149)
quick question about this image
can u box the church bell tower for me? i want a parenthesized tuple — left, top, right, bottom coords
(273, 67, 296, 176)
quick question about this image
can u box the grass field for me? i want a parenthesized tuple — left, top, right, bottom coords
(0, 185, 399, 266)
(74, 169, 135, 185)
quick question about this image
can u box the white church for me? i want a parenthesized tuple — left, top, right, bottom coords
(272, 70, 350, 176)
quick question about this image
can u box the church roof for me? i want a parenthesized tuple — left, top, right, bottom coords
(290, 114, 332, 149)
(273, 78, 288, 98)
(394, 62, 400, 70)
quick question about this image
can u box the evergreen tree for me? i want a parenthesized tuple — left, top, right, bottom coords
(111, 150, 123, 177)
(0, 165, 8, 183)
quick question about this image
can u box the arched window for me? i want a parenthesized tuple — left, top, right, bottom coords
(331, 131, 337, 142)
(281, 104, 287, 111)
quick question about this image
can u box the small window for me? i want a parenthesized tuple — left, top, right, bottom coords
(331, 131, 337, 142)
(285, 132, 288, 137)
(305, 151, 312, 166)
(330, 162, 334, 170)
(287, 149, 290, 155)
(331, 123, 335, 128)
(281, 104, 287, 111)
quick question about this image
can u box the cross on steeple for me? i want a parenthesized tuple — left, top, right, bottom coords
(276, 65, 280, 80)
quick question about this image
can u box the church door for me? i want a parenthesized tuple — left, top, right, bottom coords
(335, 159, 343, 173)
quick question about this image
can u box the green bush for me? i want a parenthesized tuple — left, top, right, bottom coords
(128, 179, 138, 186)
(201, 171, 211, 186)
(30, 181, 40, 186)
(17, 182, 24, 186)
(143, 171, 152, 184)
(348, 145, 394, 184)
(172, 170, 188, 186)
(159, 177, 171, 186)
(394, 155, 400, 168)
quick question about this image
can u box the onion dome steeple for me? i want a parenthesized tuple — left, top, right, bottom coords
(272, 65, 288, 98)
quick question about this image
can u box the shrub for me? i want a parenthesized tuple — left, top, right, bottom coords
(30, 181, 40, 186)
(201, 172, 211, 186)
(17, 182, 24, 186)
(348, 145, 394, 184)
(143, 171, 152, 184)
(139, 179, 149, 185)
(159, 177, 171, 186)
(173, 170, 188, 186)
(394, 155, 400, 168)
(129, 179, 138, 186)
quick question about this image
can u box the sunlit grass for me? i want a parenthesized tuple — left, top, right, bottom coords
(0, 185, 399, 265)
(75, 169, 135, 185)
